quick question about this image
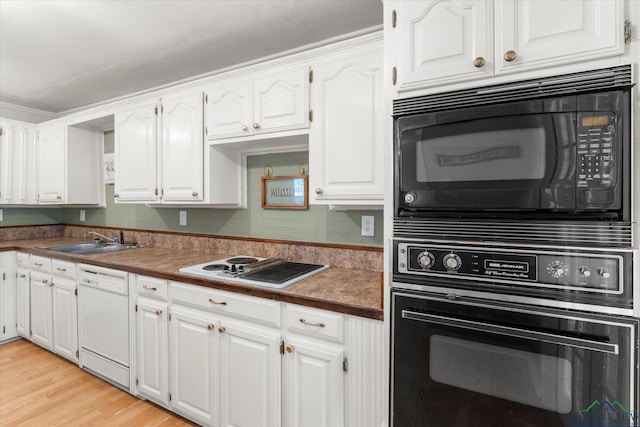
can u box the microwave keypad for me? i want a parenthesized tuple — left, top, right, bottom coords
(577, 115, 615, 189)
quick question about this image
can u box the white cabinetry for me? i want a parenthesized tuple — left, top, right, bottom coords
(136, 298, 169, 404)
(0, 119, 37, 205)
(16, 253, 30, 338)
(309, 40, 384, 206)
(0, 251, 17, 342)
(37, 123, 103, 205)
(388, 0, 624, 93)
(29, 256, 78, 363)
(205, 65, 309, 141)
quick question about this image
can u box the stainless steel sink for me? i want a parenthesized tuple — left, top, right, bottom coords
(40, 242, 138, 255)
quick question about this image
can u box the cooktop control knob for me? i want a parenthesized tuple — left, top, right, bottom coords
(577, 266, 591, 277)
(596, 268, 611, 279)
(417, 251, 435, 269)
(547, 261, 567, 279)
(443, 253, 462, 271)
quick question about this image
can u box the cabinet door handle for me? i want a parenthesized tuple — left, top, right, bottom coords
(192, 191, 198, 197)
(286, 345, 294, 354)
(56, 267, 66, 272)
(49, 282, 54, 287)
(315, 188, 323, 195)
(209, 298, 227, 306)
(503, 50, 517, 62)
(56, 195, 62, 200)
(114, 193, 120, 198)
(34, 262, 43, 267)
(155, 310, 162, 316)
(392, 66, 397, 85)
(299, 318, 325, 328)
(241, 125, 248, 132)
(207, 324, 214, 331)
(218, 327, 226, 334)
(253, 122, 260, 130)
(143, 285, 157, 291)
(20, 274, 26, 278)
(473, 57, 485, 68)
(41, 279, 48, 284)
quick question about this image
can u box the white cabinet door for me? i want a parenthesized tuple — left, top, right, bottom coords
(1, 123, 22, 204)
(161, 92, 204, 202)
(136, 298, 169, 405)
(51, 276, 77, 362)
(283, 337, 344, 427)
(16, 268, 30, 338)
(30, 271, 53, 349)
(253, 66, 309, 135)
(218, 319, 281, 427)
(496, 0, 623, 74)
(0, 252, 17, 342)
(114, 103, 158, 202)
(22, 126, 38, 204)
(170, 306, 217, 426)
(206, 81, 252, 139)
(394, 0, 493, 89)
(310, 47, 384, 203)
(37, 125, 66, 203)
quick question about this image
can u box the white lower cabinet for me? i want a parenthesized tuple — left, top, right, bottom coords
(30, 270, 53, 348)
(136, 298, 169, 405)
(51, 276, 78, 361)
(16, 262, 30, 338)
(0, 251, 17, 342)
(169, 306, 217, 426)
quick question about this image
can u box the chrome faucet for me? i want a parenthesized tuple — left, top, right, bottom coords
(88, 231, 118, 243)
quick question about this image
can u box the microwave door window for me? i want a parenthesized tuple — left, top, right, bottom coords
(416, 127, 547, 183)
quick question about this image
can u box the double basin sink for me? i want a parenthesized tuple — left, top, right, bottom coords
(40, 241, 138, 256)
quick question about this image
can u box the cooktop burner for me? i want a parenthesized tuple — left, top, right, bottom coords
(179, 255, 329, 289)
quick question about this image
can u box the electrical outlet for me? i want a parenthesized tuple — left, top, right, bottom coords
(361, 215, 374, 237)
(80, 210, 86, 222)
(179, 211, 187, 226)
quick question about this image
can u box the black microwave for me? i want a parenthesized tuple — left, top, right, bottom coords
(394, 66, 632, 222)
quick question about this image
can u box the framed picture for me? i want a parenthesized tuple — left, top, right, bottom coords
(261, 175, 308, 209)
(104, 153, 115, 184)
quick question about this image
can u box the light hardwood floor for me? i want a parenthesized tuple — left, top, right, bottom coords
(0, 339, 197, 426)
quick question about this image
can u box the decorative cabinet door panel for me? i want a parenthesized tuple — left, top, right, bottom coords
(37, 125, 66, 204)
(170, 307, 217, 426)
(310, 49, 384, 201)
(51, 277, 77, 362)
(282, 337, 344, 427)
(396, 0, 493, 89)
(2, 124, 22, 204)
(253, 66, 309, 134)
(218, 320, 281, 427)
(114, 104, 158, 202)
(496, 0, 623, 73)
(30, 272, 53, 349)
(16, 268, 30, 338)
(22, 126, 38, 204)
(136, 299, 169, 405)
(161, 92, 204, 201)
(206, 81, 252, 139)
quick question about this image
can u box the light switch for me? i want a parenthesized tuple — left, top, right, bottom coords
(179, 211, 187, 226)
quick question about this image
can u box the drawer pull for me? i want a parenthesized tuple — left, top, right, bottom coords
(42, 279, 48, 284)
(56, 267, 66, 272)
(20, 274, 26, 278)
(209, 298, 227, 306)
(155, 310, 162, 316)
(34, 262, 43, 267)
(207, 324, 214, 331)
(218, 327, 226, 334)
(143, 285, 157, 291)
(299, 318, 325, 328)
(286, 345, 294, 353)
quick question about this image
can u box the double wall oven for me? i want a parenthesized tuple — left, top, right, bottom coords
(391, 65, 638, 427)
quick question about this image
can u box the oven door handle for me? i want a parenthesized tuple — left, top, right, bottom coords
(401, 310, 618, 355)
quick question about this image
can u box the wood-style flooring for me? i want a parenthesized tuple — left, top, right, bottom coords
(0, 339, 197, 426)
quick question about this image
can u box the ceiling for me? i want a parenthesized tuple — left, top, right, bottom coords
(0, 0, 382, 117)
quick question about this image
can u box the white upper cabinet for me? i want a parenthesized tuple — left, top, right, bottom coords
(205, 65, 310, 141)
(114, 90, 206, 204)
(495, 0, 623, 74)
(114, 103, 158, 202)
(37, 123, 103, 205)
(388, 0, 625, 93)
(395, 0, 493, 89)
(309, 40, 384, 205)
(0, 119, 37, 205)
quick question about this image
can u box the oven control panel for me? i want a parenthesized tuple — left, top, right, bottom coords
(576, 113, 616, 189)
(396, 242, 622, 292)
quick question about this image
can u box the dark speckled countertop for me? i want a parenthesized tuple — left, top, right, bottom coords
(0, 237, 384, 320)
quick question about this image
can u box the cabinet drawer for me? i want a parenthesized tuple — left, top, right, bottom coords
(52, 259, 76, 280)
(30, 255, 51, 273)
(170, 282, 280, 327)
(135, 275, 168, 301)
(284, 304, 344, 343)
(16, 252, 29, 267)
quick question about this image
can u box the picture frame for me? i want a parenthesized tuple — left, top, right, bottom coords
(261, 174, 308, 209)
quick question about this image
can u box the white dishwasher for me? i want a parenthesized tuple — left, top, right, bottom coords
(78, 264, 130, 390)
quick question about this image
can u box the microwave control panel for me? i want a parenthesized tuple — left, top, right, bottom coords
(396, 242, 622, 293)
(576, 113, 616, 189)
